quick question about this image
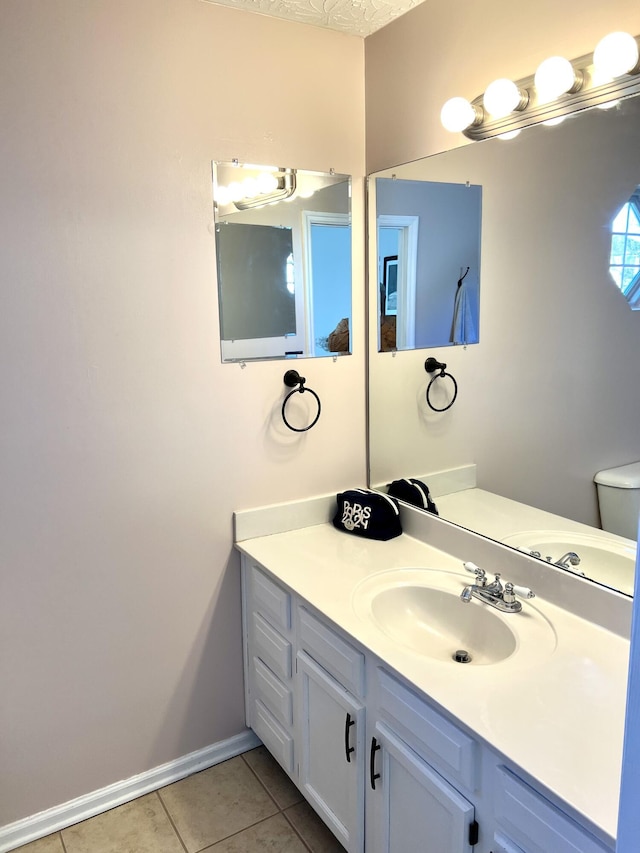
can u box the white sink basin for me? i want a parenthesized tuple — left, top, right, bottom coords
(501, 529, 637, 596)
(352, 568, 557, 667)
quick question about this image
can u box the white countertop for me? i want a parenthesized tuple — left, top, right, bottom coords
(237, 521, 629, 844)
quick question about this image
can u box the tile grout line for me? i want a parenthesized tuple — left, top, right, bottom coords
(239, 752, 314, 853)
(281, 808, 315, 853)
(155, 790, 190, 853)
(58, 830, 69, 853)
(156, 754, 288, 853)
(194, 812, 312, 853)
(239, 751, 283, 813)
(151, 750, 312, 853)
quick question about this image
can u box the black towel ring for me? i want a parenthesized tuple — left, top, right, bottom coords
(424, 358, 458, 412)
(282, 370, 321, 432)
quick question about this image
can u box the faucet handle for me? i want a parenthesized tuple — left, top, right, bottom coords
(503, 582, 536, 604)
(486, 572, 504, 593)
(512, 584, 535, 599)
(463, 561, 486, 583)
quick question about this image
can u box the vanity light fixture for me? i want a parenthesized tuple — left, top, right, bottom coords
(441, 30, 640, 140)
(215, 168, 297, 210)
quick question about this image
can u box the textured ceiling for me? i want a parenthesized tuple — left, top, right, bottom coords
(202, 0, 426, 37)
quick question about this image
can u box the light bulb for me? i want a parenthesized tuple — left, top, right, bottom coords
(542, 116, 566, 127)
(242, 177, 260, 199)
(534, 56, 579, 103)
(483, 78, 526, 118)
(597, 99, 620, 110)
(593, 31, 639, 79)
(215, 185, 230, 206)
(257, 172, 278, 194)
(497, 129, 521, 141)
(440, 97, 477, 132)
(227, 181, 244, 202)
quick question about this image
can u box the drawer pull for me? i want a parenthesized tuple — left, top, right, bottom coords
(344, 713, 356, 763)
(370, 737, 381, 789)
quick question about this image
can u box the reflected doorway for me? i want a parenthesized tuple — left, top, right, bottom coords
(377, 215, 419, 350)
(304, 212, 352, 356)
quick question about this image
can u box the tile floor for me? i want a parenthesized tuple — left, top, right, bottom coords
(16, 747, 346, 853)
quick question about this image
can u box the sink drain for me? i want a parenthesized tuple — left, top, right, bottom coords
(453, 649, 472, 664)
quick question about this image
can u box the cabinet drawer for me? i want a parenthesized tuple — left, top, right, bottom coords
(253, 699, 294, 775)
(252, 611, 292, 681)
(298, 607, 365, 697)
(253, 656, 293, 728)
(492, 833, 525, 853)
(376, 668, 477, 792)
(494, 767, 609, 853)
(251, 564, 291, 631)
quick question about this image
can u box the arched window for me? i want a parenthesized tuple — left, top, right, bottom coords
(610, 190, 640, 309)
(286, 252, 295, 295)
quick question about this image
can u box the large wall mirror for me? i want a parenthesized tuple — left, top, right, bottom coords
(368, 94, 640, 597)
(213, 162, 352, 362)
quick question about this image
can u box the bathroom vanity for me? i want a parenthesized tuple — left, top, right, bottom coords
(235, 500, 629, 853)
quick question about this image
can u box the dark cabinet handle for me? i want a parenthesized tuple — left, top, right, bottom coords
(344, 713, 356, 763)
(370, 737, 381, 789)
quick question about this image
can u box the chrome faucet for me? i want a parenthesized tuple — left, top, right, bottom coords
(518, 547, 584, 576)
(460, 562, 535, 613)
(554, 551, 581, 569)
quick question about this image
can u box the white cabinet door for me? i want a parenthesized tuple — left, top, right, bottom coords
(368, 722, 476, 853)
(297, 651, 365, 853)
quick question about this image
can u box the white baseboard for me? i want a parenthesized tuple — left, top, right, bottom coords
(0, 729, 261, 853)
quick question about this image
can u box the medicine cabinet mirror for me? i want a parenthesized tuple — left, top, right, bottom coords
(213, 162, 352, 362)
(368, 93, 640, 597)
(374, 177, 482, 351)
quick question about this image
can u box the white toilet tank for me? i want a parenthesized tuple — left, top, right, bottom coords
(594, 461, 640, 540)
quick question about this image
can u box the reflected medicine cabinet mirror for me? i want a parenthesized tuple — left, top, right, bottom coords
(374, 177, 482, 351)
(213, 162, 352, 362)
(367, 93, 640, 598)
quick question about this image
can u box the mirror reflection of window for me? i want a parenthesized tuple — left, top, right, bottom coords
(213, 162, 352, 363)
(286, 252, 295, 294)
(610, 188, 640, 308)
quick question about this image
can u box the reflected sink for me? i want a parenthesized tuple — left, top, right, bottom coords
(352, 568, 557, 667)
(501, 529, 636, 596)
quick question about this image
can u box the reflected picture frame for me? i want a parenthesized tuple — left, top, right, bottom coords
(383, 254, 398, 316)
